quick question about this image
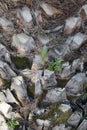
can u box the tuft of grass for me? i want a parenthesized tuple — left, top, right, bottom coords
(7, 118, 19, 130)
(47, 58, 63, 71)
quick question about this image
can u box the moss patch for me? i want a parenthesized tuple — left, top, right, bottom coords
(34, 103, 72, 126)
(53, 109, 72, 126)
(11, 56, 31, 70)
(27, 86, 35, 99)
(57, 79, 68, 88)
(0, 77, 11, 90)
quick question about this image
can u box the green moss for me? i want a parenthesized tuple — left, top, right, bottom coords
(34, 103, 59, 119)
(53, 109, 72, 125)
(11, 56, 31, 70)
(57, 79, 68, 88)
(34, 103, 72, 126)
(27, 86, 35, 99)
(0, 77, 11, 90)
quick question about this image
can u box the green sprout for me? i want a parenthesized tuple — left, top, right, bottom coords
(39, 45, 48, 66)
(39, 46, 63, 71)
(7, 118, 19, 130)
(47, 58, 63, 71)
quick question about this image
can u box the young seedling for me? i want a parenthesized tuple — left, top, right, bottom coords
(39, 45, 48, 66)
(47, 58, 63, 71)
(7, 118, 19, 130)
